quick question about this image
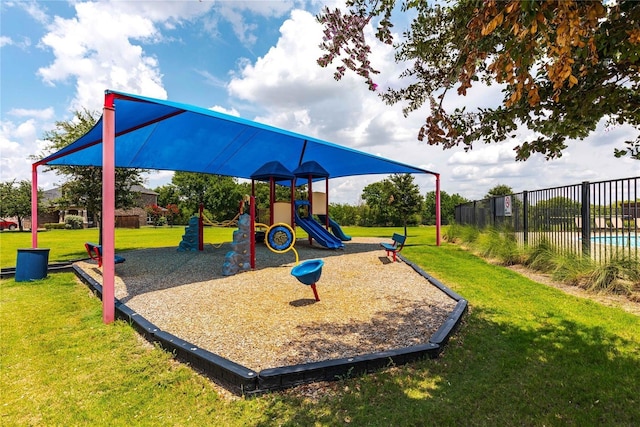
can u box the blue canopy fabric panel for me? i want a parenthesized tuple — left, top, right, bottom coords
(293, 161, 329, 178)
(39, 90, 436, 180)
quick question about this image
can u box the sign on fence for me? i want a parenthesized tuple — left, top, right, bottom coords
(504, 195, 512, 217)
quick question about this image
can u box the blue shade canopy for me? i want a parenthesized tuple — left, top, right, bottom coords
(293, 161, 329, 179)
(251, 161, 295, 182)
(38, 90, 437, 181)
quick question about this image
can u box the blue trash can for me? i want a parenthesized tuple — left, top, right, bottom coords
(15, 248, 50, 282)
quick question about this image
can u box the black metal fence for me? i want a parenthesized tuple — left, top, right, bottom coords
(455, 176, 640, 262)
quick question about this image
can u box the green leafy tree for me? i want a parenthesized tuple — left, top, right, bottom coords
(485, 185, 515, 199)
(361, 179, 395, 226)
(361, 174, 423, 232)
(424, 190, 470, 225)
(172, 172, 244, 221)
(328, 203, 360, 226)
(0, 180, 41, 231)
(317, 0, 639, 160)
(388, 173, 424, 236)
(37, 109, 145, 241)
(154, 184, 181, 208)
(154, 184, 189, 224)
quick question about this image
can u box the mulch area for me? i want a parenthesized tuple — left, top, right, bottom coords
(75, 237, 457, 372)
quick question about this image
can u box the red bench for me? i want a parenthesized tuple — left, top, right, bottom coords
(380, 233, 406, 262)
(84, 242, 126, 268)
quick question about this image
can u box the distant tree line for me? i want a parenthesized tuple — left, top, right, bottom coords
(154, 172, 470, 230)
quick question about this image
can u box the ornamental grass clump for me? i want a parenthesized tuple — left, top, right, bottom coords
(475, 227, 521, 266)
(524, 238, 557, 272)
(584, 255, 640, 295)
(551, 252, 593, 287)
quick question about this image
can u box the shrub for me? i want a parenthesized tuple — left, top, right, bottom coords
(64, 215, 84, 229)
(43, 223, 65, 230)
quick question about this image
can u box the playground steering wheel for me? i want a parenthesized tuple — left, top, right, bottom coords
(265, 223, 296, 253)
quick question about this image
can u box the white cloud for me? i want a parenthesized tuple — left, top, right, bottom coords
(202, 1, 294, 45)
(227, 9, 425, 145)
(143, 170, 175, 190)
(37, 1, 169, 112)
(195, 69, 227, 88)
(225, 9, 452, 202)
(8, 107, 55, 120)
(448, 142, 518, 166)
(0, 117, 58, 190)
(0, 36, 13, 47)
(14, 0, 49, 25)
(209, 105, 240, 116)
(0, 35, 31, 49)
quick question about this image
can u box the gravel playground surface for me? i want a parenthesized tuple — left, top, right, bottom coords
(76, 237, 456, 372)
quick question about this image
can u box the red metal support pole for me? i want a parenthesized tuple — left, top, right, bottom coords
(269, 177, 274, 225)
(31, 164, 39, 248)
(102, 92, 116, 324)
(325, 178, 329, 229)
(308, 175, 313, 245)
(290, 178, 295, 227)
(435, 173, 441, 246)
(250, 195, 256, 269)
(198, 203, 204, 251)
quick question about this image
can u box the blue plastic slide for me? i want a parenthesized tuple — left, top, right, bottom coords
(316, 215, 352, 241)
(294, 204, 344, 249)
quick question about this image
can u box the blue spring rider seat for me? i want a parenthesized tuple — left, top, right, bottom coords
(291, 259, 324, 301)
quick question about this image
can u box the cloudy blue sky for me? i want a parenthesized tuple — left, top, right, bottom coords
(1, 0, 637, 204)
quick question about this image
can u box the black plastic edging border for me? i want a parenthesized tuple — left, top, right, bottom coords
(399, 254, 465, 302)
(68, 255, 468, 395)
(399, 254, 468, 353)
(257, 342, 440, 391)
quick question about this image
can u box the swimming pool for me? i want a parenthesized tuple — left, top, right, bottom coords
(591, 235, 639, 247)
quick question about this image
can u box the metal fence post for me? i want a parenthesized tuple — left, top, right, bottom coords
(581, 181, 591, 257)
(473, 201, 477, 227)
(523, 191, 528, 245)
(491, 197, 496, 227)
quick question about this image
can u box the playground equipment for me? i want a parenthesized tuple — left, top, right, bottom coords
(201, 210, 239, 228)
(311, 191, 351, 241)
(221, 193, 300, 275)
(177, 216, 200, 251)
(264, 221, 299, 262)
(295, 200, 344, 249)
(290, 259, 324, 301)
(222, 213, 252, 276)
(316, 214, 351, 241)
(251, 161, 296, 228)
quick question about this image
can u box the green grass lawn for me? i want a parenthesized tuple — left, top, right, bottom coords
(1, 226, 638, 426)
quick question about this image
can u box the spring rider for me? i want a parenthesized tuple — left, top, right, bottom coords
(290, 259, 324, 301)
